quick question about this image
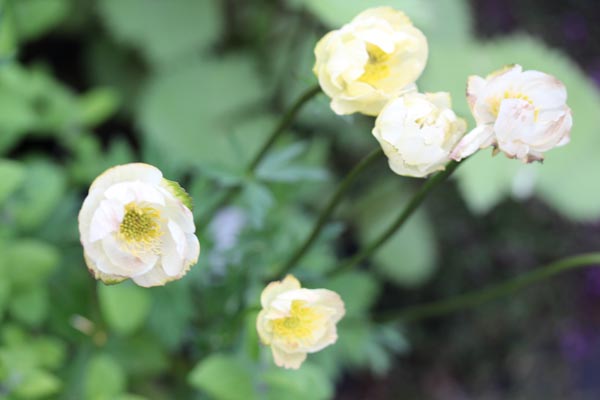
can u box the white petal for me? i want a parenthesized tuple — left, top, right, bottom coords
(271, 346, 307, 370)
(260, 275, 301, 309)
(450, 125, 495, 161)
(104, 181, 165, 206)
(161, 236, 184, 277)
(132, 264, 171, 288)
(89, 163, 163, 195)
(89, 200, 124, 243)
(101, 234, 158, 276)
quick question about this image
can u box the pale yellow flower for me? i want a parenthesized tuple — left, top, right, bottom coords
(78, 163, 200, 287)
(451, 64, 572, 162)
(373, 92, 466, 177)
(313, 7, 428, 116)
(256, 275, 345, 369)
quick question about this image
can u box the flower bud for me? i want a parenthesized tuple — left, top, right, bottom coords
(372, 92, 467, 177)
(256, 275, 345, 369)
(78, 163, 200, 287)
(451, 64, 572, 163)
(313, 7, 428, 116)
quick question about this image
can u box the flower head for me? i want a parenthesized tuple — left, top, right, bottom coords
(313, 6, 428, 116)
(256, 275, 345, 369)
(78, 163, 200, 287)
(372, 92, 466, 177)
(451, 64, 572, 162)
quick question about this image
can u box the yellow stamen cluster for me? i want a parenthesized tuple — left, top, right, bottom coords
(359, 43, 391, 84)
(119, 202, 162, 254)
(272, 300, 323, 340)
(489, 90, 539, 120)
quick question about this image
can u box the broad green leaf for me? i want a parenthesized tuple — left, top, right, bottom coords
(289, 0, 471, 42)
(13, 0, 70, 41)
(138, 56, 269, 169)
(0, 158, 25, 205)
(12, 369, 62, 399)
(85, 354, 126, 400)
(351, 177, 437, 287)
(0, 0, 17, 61)
(262, 363, 333, 400)
(188, 354, 257, 400)
(98, 0, 221, 65)
(98, 282, 151, 336)
(327, 271, 379, 317)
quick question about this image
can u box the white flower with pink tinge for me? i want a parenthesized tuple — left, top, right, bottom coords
(452, 64, 572, 163)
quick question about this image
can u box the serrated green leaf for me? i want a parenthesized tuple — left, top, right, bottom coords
(98, 282, 151, 336)
(188, 354, 257, 400)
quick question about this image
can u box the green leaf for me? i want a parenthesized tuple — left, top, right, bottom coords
(351, 177, 438, 287)
(148, 280, 194, 350)
(262, 363, 333, 400)
(98, 0, 221, 65)
(13, 369, 62, 399)
(0, 0, 17, 62)
(98, 282, 151, 336)
(290, 0, 471, 42)
(0, 158, 25, 205)
(13, 0, 70, 41)
(326, 271, 379, 317)
(8, 286, 49, 327)
(188, 354, 257, 400)
(78, 88, 120, 127)
(137, 56, 269, 169)
(6, 239, 60, 287)
(241, 181, 274, 229)
(85, 354, 126, 400)
(6, 160, 67, 231)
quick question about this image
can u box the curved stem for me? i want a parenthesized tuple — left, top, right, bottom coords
(200, 85, 321, 221)
(328, 160, 460, 277)
(276, 148, 383, 277)
(378, 252, 600, 324)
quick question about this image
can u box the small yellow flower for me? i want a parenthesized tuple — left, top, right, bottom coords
(256, 275, 345, 369)
(78, 163, 200, 287)
(451, 64, 572, 163)
(313, 7, 428, 116)
(373, 92, 466, 177)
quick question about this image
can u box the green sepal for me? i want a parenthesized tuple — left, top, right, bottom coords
(163, 179, 193, 211)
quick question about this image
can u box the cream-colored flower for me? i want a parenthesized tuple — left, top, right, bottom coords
(313, 6, 428, 116)
(451, 64, 572, 163)
(372, 92, 466, 178)
(256, 275, 345, 369)
(78, 163, 200, 287)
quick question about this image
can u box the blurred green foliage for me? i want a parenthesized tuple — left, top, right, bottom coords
(0, 0, 597, 398)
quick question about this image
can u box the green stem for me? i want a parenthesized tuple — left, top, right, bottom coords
(200, 84, 321, 221)
(328, 160, 460, 277)
(276, 148, 384, 277)
(378, 252, 600, 324)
